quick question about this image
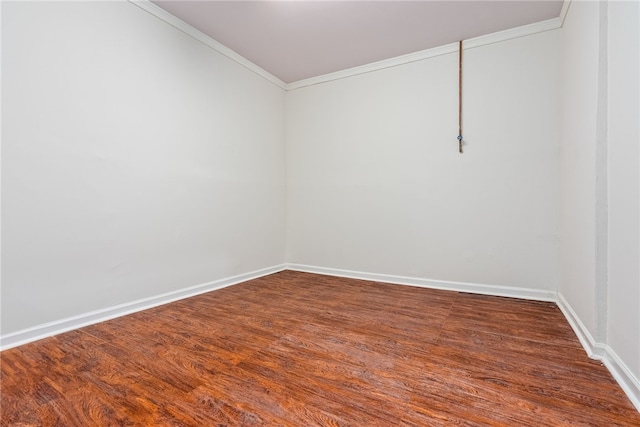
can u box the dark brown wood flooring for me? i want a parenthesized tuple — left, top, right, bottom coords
(2, 270, 639, 426)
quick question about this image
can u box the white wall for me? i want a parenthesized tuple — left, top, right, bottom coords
(607, 0, 640, 381)
(559, 0, 600, 337)
(560, 0, 640, 405)
(2, 0, 639, 408)
(1, 1, 286, 335)
(286, 30, 561, 291)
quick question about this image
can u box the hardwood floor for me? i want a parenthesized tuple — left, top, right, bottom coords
(2, 270, 639, 426)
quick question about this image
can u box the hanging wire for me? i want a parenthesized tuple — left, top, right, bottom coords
(458, 40, 463, 154)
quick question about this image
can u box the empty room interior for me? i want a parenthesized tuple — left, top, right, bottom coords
(2, 0, 640, 424)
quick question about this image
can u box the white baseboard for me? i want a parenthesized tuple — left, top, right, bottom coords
(557, 292, 640, 412)
(286, 263, 557, 302)
(602, 346, 640, 412)
(1, 263, 553, 351)
(290, 265, 639, 412)
(2, 263, 638, 413)
(556, 292, 604, 359)
(0, 264, 286, 351)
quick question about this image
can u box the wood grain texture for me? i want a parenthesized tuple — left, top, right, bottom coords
(2, 270, 639, 426)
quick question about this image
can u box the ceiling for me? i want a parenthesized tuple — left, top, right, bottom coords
(152, 1, 564, 84)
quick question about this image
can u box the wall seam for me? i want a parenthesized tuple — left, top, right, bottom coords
(594, 0, 609, 343)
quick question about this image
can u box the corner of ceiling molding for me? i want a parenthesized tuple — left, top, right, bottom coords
(559, 0, 572, 27)
(286, 17, 563, 91)
(127, 0, 287, 90)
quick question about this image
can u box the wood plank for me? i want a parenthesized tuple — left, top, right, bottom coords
(2, 271, 639, 425)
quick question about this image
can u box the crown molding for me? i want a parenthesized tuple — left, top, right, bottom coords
(129, 0, 567, 92)
(287, 16, 563, 91)
(128, 0, 287, 90)
(286, 43, 457, 91)
(559, 0, 572, 27)
(463, 16, 561, 50)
